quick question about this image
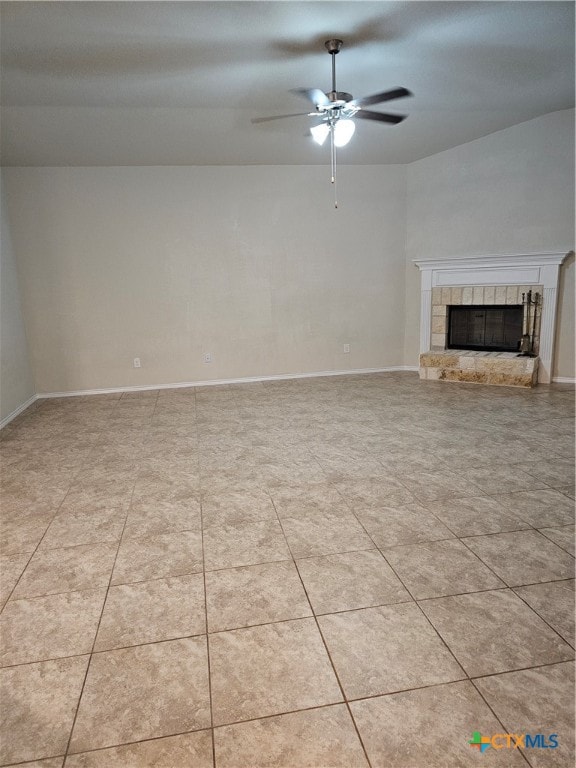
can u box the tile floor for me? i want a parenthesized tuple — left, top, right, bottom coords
(0, 372, 574, 767)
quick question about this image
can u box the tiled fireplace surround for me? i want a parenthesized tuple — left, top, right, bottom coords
(414, 253, 568, 386)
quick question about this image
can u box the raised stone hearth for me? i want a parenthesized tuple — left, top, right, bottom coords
(419, 350, 539, 387)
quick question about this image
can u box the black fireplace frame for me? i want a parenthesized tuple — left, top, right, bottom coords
(446, 304, 523, 353)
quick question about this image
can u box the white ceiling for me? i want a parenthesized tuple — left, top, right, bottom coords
(1, 1, 574, 166)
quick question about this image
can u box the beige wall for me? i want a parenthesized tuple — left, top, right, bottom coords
(3, 110, 574, 397)
(0, 173, 35, 422)
(404, 109, 575, 379)
(3, 165, 407, 393)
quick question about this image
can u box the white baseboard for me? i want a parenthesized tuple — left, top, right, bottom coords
(0, 395, 38, 429)
(37, 366, 420, 400)
(3, 366, 566, 422)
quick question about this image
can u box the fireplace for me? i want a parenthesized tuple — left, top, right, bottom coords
(447, 305, 523, 352)
(413, 252, 569, 384)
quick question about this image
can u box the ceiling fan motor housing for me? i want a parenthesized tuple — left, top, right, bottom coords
(327, 91, 353, 103)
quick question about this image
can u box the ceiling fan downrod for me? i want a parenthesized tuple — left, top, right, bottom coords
(326, 39, 341, 100)
(325, 39, 353, 105)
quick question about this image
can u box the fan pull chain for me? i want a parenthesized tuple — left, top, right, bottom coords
(331, 48, 338, 208)
(330, 127, 338, 208)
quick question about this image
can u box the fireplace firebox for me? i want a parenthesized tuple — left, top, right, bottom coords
(447, 305, 523, 352)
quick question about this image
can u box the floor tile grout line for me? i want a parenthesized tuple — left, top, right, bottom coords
(469, 657, 576, 682)
(62, 697, 388, 760)
(378, 557, 543, 757)
(393, 533, 510, 593)
(0, 481, 84, 612)
(383, 527, 533, 545)
(349, 518, 476, 684)
(4, 531, 129, 562)
(208, 678, 496, 728)
(482, 484, 576, 500)
(456, 537, 576, 650)
(64, 725, 210, 759)
(508, 587, 576, 652)
(395, 490, 544, 540)
(0, 538, 51, 615)
(417, 585, 574, 661)
(536, 527, 576, 557)
(61, 446, 139, 761)
(467, 679, 535, 767)
(457, 530, 570, 575)
(511, 576, 576, 589)
(0, 624, 576, 680)
(22, 568, 207, 595)
(445, 522, 544, 539)
(0, 752, 66, 767)
(460, 516, 574, 540)
(194, 390, 218, 768)
(269, 494, 374, 768)
(413, 576, 576, 602)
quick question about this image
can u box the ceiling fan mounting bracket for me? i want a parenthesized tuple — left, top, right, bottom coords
(324, 39, 343, 55)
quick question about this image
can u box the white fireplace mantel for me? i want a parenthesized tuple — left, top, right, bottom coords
(413, 252, 570, 383)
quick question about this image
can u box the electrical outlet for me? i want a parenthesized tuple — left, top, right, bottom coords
(133, 357, 141, 368)
(343, 344, 350, 353)
(203, 352, 212, 363)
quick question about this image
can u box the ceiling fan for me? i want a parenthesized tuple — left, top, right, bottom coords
(252, 39, 412, 206)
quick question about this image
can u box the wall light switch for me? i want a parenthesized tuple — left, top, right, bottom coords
(133, 357, 141, 368)
(343, 344, 350, 353)
(203, 353, 212, 363)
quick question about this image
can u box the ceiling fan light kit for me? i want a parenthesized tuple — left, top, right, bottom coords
(252, 39, 412, 207)
(311, 119, 355, 147)
(310, 123, 330, 146)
